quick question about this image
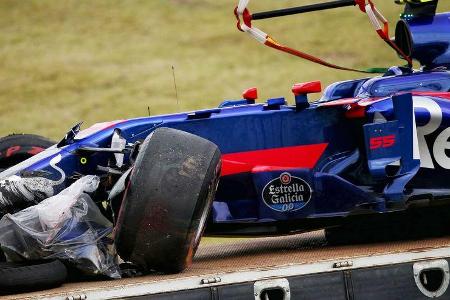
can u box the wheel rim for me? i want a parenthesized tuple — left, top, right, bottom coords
(193, 195, 212, 246)
(193, 163, 221, 248)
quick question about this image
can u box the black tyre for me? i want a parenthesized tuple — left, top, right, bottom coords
(0, 134, 55, 171)
(0, 134, 54, 261)
(114, 128, 221, 273)
(0, 260, 67, 295)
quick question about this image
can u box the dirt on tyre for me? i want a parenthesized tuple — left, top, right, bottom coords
(114, 127, 221, 273)
(0, 134, 55, 171)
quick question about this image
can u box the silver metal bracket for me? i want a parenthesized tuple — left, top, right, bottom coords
(111, 128, 127, 168)
(413, 259, 449, 298)
(254, 278, 290, 300)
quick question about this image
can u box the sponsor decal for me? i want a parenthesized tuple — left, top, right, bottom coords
(378, 97, 450, 170)
(413, 97, 450, 169)
(370, 135, 396, 150)
(262, 172, 312, 212)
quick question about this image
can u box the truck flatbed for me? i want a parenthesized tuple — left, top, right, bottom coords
(4, 230, 450, 300)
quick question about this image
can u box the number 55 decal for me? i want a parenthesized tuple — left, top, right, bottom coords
(370, 135, 396, 150)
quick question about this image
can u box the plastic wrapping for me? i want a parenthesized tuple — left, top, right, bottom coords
(0, 175, 120, 278)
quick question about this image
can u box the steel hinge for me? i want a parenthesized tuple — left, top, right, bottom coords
(66, 294, 87, 300)
(201, 277, 222, 284)
(333, 260, 354, 268)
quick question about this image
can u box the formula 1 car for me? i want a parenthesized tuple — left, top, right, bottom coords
(1, 0, 449, 274)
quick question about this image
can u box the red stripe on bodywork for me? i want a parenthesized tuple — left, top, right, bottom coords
(318, 98, 359, 107)
(320, 93, 450, 109)
(412, 92, 450, 100)
(221, 143, 328, 176)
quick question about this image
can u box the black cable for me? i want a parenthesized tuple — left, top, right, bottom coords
(252, 0, 356, 21)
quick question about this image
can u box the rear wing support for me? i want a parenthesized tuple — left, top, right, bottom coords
(363, 93, 420, 205)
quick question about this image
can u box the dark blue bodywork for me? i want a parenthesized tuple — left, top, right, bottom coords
(2, 69, 450, 235)
(4, 7, 450, 235)
(396, 13, 450, 69)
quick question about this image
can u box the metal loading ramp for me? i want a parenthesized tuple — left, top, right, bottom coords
(4, 230, 450, 300)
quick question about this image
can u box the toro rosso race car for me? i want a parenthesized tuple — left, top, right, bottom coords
(0, 0, 449, 274)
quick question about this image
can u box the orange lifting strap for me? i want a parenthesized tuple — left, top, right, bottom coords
(234, 0, 413, 73)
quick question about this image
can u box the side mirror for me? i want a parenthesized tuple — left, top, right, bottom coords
(292, 81, 322, 110)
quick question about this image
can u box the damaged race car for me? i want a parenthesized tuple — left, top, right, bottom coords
(0, 0, 450, 282)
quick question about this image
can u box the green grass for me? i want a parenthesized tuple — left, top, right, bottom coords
(1, 1, 450, 139)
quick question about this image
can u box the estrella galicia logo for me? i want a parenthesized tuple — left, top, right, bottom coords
(262, 172, 312, 212)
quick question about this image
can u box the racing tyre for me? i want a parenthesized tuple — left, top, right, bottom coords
(114, 128, 221, 273)
(0, 260, 67, 295)
(0, 134, 55, 171)
(0, 134, 54, 261)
